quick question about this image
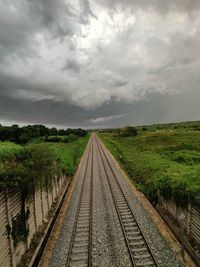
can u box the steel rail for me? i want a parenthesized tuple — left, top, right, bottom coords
(95, 135, 159, 267)
(65, 136, 93, 267)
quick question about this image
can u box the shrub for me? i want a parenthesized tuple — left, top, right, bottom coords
(120, 126, 138, 137)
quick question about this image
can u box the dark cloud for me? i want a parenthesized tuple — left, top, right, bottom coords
(61, 59, 81, 73)
(1, 89, 200, 128)
(28, 0, 77, 38)
(0, 0, 199, 128)
(0, 2, 38, 61)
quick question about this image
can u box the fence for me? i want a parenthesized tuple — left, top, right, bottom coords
(157, 193, 200, 263)
(0, 174, 66, 267)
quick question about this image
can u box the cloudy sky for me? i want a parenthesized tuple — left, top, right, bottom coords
(0, 0, 200, 128)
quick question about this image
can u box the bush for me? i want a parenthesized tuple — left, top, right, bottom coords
(120, 126, 138, 137)
(0, 145, 58, 193)
(44, 136, 62, 142)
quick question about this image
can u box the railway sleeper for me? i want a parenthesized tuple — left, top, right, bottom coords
(75, 233, 89, 238)
(129, 240, 145, 246)
(72, 247, 88, 254)
(70, 263, 88, 267)
(71, 254, 88, 262)
(79, 208, 90, 211)
(78, 214, 89, 218)
(121, 214, 133, 219)
(76, 223, 89, 228)
(125, 226, 139, 231)
(76, 229, 89, 234)
(77, 219, 89, 223)
(74, 236, 89, 242)
(135, 260, 155, 267)
(124, 225, 138, 230)
(134, 254, 152, 260)
(115, 199, 126, 203)
(118, 206, 128, 210)
(123, 221, 136, 226)
(78, 213, 90, 217)
(132, 247, 148, 253)
(73, 242, 88, 248)
(127, 235, 142, 241)
(119, 211, 132, 216)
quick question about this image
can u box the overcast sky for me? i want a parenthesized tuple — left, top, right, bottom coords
(0, 0, 200, 128)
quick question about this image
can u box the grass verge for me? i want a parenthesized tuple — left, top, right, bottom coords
(99, 131, 200, 207)
(0, 135, 89, 190)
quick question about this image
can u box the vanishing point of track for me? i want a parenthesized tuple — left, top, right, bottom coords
(65, 134, 159, 267)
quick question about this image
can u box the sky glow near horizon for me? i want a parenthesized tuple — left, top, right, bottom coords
(0, 0, 200, 128)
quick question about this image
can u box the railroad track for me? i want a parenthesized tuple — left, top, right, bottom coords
(66, 138, 94, 267)
(95, 135, 159, 267)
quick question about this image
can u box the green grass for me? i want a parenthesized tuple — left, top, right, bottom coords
(26, 134, 90, 176)
(136, 120, 200, 133)
(0, 142, 25, 159)
(99, 129, 200, 207)
(0, 135, 89, 189)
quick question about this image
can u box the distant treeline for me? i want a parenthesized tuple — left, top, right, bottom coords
(100, 126, 138, 137)
(0, 124, 87, 144)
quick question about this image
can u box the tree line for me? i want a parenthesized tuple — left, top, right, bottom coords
(0, 124, 87, 144)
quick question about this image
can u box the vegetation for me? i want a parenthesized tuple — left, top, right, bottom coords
(28, 135, 89, 176)
(99, 121, 200, 207)
(0, 124, 89, 249)
(0, 124, 87, 144)
(44, 133, 79, 143)
(100, 126, 137, 137)
(0, 142, 25, 159)
(0, 124, 89, 192)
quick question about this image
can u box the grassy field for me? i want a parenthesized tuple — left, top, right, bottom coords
(0, 142, 25, 159)
(0, 135, 89, 189)
(27, 134, 89, 175)
(99, 124, 200, 207)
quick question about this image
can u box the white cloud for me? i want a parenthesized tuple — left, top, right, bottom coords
(90, 113, 125, 123)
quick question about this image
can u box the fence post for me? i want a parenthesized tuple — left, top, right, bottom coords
(44, 177, 50, 212)
(54, 176, 58, 197)
(5, 189, 16, 267)
(175, 201, 178, 220)
(186, 202, 191, 236)
(32, 185, 38, 232)
(40, 182, 44, 219)
(178, 213, 186, 259)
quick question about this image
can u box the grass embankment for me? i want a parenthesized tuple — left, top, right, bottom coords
(100, 130, 200, 207)
(28, 134, 90, 176)
(0, 135, 89, 190)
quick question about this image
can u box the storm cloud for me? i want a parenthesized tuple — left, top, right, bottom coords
(0, 0, 200, 128)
